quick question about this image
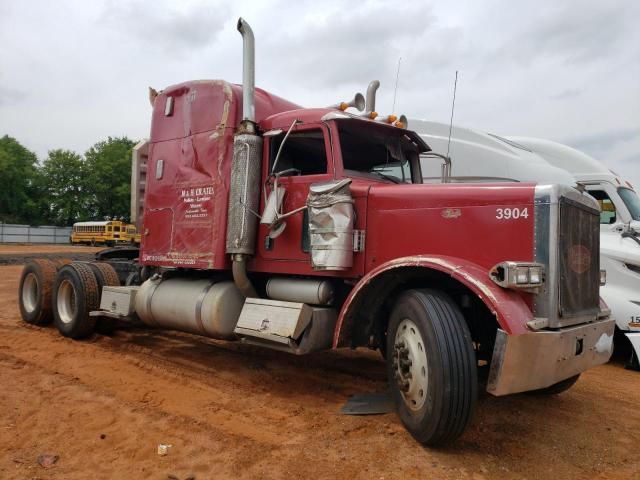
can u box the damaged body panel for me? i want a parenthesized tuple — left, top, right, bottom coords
(141, 80, 299, 270)
(333, 254, 534, 348)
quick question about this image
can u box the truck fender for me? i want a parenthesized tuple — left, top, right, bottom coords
(333, 255, 532, 348)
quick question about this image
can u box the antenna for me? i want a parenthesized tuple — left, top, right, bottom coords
(446, 70, 459, 160)
(392, 57, 402, 112)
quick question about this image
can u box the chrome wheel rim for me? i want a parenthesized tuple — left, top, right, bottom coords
(22, 273, 39, 313)
(57, 279, 76, 324)
(393, 318, 428, 411)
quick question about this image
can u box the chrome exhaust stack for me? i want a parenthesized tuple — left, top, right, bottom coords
(237, 17, 256, 129)
(226, 17, 261, 297)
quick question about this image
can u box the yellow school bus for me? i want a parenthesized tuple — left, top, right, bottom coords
(70, 221, 129, 246)
(123, 224, 141, 245)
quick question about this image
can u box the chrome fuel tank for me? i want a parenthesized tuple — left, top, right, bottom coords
(135, 277, 244, 339)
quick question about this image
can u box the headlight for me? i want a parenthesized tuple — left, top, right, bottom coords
(515, 266, 529, 284)
(529, 266, 543, 284)
(490, 261, 545, 291)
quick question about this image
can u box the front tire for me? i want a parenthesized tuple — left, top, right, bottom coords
(52, 263, 100, 339)
(386, 289, 477, 446)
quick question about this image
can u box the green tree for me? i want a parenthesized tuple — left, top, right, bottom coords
(40, 149, 88, 225)
(0, 135, 39, 224)
(83, 136, 136, 219)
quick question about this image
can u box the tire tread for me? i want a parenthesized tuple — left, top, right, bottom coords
(389, 288, 477, 446)
(18, 259, 57, 325)
(52, 262, 99, 339)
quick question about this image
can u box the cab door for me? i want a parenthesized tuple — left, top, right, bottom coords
(255, 123, 334, 266)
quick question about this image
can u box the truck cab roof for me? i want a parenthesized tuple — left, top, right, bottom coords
(262, 109, 430, 153)
(506, 137, 619, 184)
(150, 80, 300, 143)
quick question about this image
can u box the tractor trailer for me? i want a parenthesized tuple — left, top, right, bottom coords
(18, 19, 614, 445)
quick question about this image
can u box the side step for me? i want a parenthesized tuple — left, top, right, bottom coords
(90, 285, 139, 321)
(234, 298, 336, 354)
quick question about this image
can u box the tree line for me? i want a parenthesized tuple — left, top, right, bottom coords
(0, 135, 137, 227)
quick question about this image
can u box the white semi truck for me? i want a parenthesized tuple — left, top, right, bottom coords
(413, 120, 640, 369)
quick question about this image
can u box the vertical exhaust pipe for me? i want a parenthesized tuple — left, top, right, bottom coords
(237, 17, 256, 126)
(226, 17, 261, 298)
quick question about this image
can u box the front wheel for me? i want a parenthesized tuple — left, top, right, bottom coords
(386, 289, 477, 446)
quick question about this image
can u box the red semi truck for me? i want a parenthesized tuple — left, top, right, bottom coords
(18, 18, 614, 445)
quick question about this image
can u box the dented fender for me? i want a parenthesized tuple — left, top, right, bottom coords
(333, 255, 532, 348)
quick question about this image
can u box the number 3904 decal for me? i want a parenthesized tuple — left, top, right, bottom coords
(496, 207, 529, 219)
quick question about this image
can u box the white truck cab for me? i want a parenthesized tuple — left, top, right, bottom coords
(411, 120, 576, 186)
(509, 137, 640, 369)
(412, 119, 640, 368)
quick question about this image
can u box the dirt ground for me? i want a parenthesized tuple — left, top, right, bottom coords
(0, 244, 102, 266)
(0, 244, 103, 255)
(1, 256, 639, 479)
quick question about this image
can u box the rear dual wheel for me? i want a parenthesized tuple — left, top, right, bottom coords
(52, 262, 100, 339)
(18, 259, 57, 325)
(386, 289, 477, 446)
(20, 260, 119, 339)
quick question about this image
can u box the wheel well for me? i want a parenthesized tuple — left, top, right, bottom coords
(338, 266, 499, 359)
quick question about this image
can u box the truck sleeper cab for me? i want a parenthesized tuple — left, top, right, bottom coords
(18, 18, 614, 447)
(132, 91, 614, 445)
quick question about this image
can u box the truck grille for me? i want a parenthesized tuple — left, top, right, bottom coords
(558, 197, 600, 318)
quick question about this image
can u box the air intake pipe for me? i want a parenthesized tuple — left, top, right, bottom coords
(363, 80, 380, 119)
(226, 18, 261, 298)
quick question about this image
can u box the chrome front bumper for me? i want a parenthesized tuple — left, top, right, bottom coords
(487, 318, 615, 396)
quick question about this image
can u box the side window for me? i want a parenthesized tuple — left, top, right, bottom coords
(269, 130, 328, 176)
(589, 190, 616, 224)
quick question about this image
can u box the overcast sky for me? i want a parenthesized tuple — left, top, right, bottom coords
(1, 0, 638, 187)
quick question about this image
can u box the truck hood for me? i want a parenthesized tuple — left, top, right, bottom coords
(365, 182, 537, 271)
(367, 181, 537, 209)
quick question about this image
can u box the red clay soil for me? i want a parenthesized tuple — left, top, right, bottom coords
(0, 262, 639, 479)
(0, 245, 103, 255)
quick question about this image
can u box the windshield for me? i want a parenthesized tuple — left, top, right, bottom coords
(338, 120, 419, 183)
(619, 187, 640, 221)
